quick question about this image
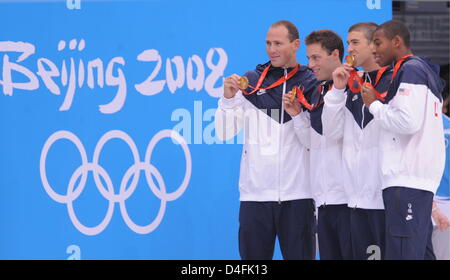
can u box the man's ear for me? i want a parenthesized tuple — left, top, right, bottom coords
(293, 39, 300, 51)
(392, 35, 402, 49)
(332, 49, 340, 59)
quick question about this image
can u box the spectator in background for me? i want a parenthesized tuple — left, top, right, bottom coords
(432, 64, 450, 260)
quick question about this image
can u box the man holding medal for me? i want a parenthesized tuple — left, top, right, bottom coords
(282, 29, 352, 260)
(319, 22, 393, 260)
(362, 20, 445, 260)
(215, 20, 319, 260)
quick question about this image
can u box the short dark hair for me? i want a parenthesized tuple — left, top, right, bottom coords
(271, 20, 299, 42)
(305, 29, 344, 62)
(348, 22, 378, 42)
(376, 20, 411, 48)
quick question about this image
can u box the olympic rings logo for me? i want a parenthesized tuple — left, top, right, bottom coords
(39, 129, 191, 236)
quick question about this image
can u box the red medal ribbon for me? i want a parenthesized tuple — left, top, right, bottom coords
(241, 64, 299, 95)
(361, 54, 413, 102)
(348, 63, 393, 102)
(362, 65, 389, 101)
(362, 82, 387, 101)
(347, 69, 363, 93)
(291, 85, 324, 111)
(375, 65, 388, 86)
(391, 54, 414, 82)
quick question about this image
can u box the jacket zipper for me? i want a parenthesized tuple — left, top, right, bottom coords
(278, 68, 288, 204)
(320, 85, 327, 206)
(356, 104, 365, 208)
(357, 71, 371, 208)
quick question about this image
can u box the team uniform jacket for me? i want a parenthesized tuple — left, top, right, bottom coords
(322, 68, 393, 209)
(369, 56, 445, 193)
(292, 80, 348, 207)
(215, 62, 319, 202)
(324, 56, 445, 209)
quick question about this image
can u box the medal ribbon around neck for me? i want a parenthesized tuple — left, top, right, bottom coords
(359, 54, 413, 102)
(345, 54, 402, 102)
(239, 64, 299, 95)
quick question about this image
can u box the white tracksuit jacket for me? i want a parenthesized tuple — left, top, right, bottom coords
(368, 56, 445, 194)
(292, 81, 348, 207)
(322, 69, 392, 209)
(323, 56, 445, 211)
(214, 62, 319, 202)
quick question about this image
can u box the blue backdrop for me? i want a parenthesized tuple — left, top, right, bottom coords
(0, 0, 391, 259)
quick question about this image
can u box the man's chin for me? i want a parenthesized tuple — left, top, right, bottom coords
(375, 59, 388, 67)
(314, 74, 324, 81)
(313, 72, 326, 81)
(270, 61, 282, 67)
(375, 56, 393, 67)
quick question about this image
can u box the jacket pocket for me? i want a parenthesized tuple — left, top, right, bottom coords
(389, 224, 412, 238)
(381, 134, 402, 176)
(239, 149, 250, 186)
(388, 223, 414, 259)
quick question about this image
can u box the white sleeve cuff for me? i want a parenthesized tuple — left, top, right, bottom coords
(220, 94, 239, 109)
(369, 100, 383, 116)
(324, 86, 347, 105)
(292, 111, 310, 129)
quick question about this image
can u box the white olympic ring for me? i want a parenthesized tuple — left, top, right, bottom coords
(39, 129, 192, 235)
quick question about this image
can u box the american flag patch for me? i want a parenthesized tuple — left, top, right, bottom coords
(398, 88, 410, 96)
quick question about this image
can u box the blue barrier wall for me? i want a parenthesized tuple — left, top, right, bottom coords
(0, 0, 391, 259)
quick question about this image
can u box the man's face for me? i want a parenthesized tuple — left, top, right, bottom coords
(266, 25, 299, 68)
(371, 29, 396, 67)
(306, 43, 337, 81)
(347, 31, 373, 68)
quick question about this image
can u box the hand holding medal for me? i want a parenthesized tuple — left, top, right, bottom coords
(360, 82, 378, 107)
(288, 87, 297, 102)
(238, 76, 249, 90)
(331, 64, 352, 90)
(344, 54, 388, 102)
(345, 54, 356, 67)
(360, 54, 413, 105)
(282, 88, 302, 117)
(283, 85, 323, 112)
(345, 54, 364, 93)
(223, 74, 242, 98)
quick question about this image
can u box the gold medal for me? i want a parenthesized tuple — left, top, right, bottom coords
(345, 54, 356, 67)
(238, 76, 249, 90)
(289, 88, 296, 102)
